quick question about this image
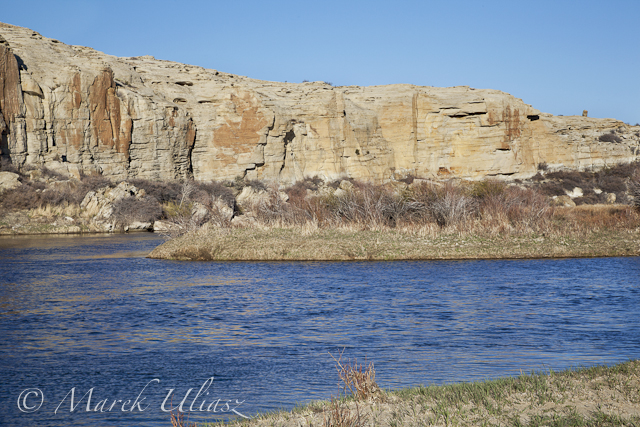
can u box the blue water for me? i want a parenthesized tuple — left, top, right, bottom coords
(0, 233, 639, 426)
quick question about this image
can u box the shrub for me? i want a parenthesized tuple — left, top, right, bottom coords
(530, 172, 545, 182)
(0, 184, 40, 210)
(111, 196, 163, 227)
(190, 181, 235, 208)
(40, 167, 66, 180)
(478, 186, 550, 230)
(539, 182, 566, 197)
(573, 193, 602, 205)
(245, 179, 267, 192)
(599, 132, 622, 143)
(398, 174, 416, 185)
(470, 180, 506, 199)
(255, 184, 311, 226)
(0, 158, 21, 175)
(411, 182, 476, 227)
(128, 179, 181, 204)
(330, 351, 378, 401)
(79, 174, 111, 192)
(629, 178, 640, 208)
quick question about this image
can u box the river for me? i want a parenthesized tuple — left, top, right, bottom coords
(1, 233, 639, 426)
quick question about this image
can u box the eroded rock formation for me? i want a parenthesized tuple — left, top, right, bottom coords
(1, 22, 639, 183)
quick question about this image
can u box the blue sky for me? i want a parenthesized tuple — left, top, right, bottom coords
(3, 0, 639, 124)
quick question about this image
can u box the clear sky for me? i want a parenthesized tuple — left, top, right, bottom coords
(2, 0, 639, 124)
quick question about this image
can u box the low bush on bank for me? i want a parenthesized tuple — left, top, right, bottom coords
(112, 196, 163, 226)
(2, 161, 639, 235)
(250, 179, 553, 234)
(0, 171, 112, 213)
(533, 160, 640, 205)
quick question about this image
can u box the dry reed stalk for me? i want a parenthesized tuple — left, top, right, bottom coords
(170, 409, 197, 427)
(322, 398, 366, 427)
(330, 351, 379, 401)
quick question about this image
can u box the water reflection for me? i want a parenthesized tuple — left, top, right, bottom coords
(0, 234, 639, 426)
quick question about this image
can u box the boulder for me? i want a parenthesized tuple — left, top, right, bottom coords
(606, 193, 616, 204)
(236, 186, 267, 211)
(0, 171, 20, 192)
(553, 195, 576, 207)
(339, 180, 354, 191)
(191, 201, 210, 225)
(565, 187, 584, 198)
(211, 197, 234, 222)
(124, 221, 152, 232)
(80, 181, 146, 231)
(231, 213, 258, 228)
(153, 220, 173, 232)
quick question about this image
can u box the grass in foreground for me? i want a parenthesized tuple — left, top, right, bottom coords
(190, 359, 640, 427)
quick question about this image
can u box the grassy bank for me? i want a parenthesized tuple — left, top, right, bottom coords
(195, 360, 640, 427)
(149, 227, 640, 261)
(148, 204, 640, 261)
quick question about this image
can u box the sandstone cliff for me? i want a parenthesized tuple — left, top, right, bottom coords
(1, 22, 638, 183)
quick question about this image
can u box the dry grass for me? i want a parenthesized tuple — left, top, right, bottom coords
(148, 218, 640, 261)
(322, 399, 367, 427)
(331, 351, 380, 402)
(171, 409, 198, 427)
(197, 360, 640, 427)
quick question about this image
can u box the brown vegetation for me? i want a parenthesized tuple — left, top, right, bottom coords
(2, 161, 639, 239)
(532, 161, 640, 206)
(193, 360, 640, 427)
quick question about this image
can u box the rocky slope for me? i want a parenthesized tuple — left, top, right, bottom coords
(1, 22, 639, 184)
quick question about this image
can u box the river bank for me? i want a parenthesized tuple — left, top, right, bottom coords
(206, 360, 640, 427)
(148, 225, 640, 261)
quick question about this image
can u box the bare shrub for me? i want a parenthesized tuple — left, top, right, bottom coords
(40, 166, 66, 180)
(629, 176, 640, 208)
(318, 183, 398, 228)
(0, 183, 40, 211)
(285, 177, 323, 200)
(112, 196, 162, 228)
(330, 351, 379, 401)
(539, 182, 568, 197)
(78, 173, 111, 192)
(190, 181, 235, 209)
(128, 179, 181, 204)
(573, 193, 604, 206)
(323, 398, 366, 427)
(410, 182, 476, 227)
(159, 181, 235, 237)
(599, 132, 622, 143)
(169, 408, 197, 427)
(530, 172, 545, 182)
(502, 187, 551, 229)
(471, 180, 506, 199)
(254, 184, 311, 226)
(554, 205, 639, 231)
(0, 158, 21, 174)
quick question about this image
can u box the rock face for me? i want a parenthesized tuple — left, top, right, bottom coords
(0, 171, 20, 192)
(80, 181, 148, 231)
(1, 22, 639, 184)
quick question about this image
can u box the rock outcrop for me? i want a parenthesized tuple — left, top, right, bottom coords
(1, 22, 639, 184)
(80, 181, 151, 231)
(0, 171, 20, 192)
